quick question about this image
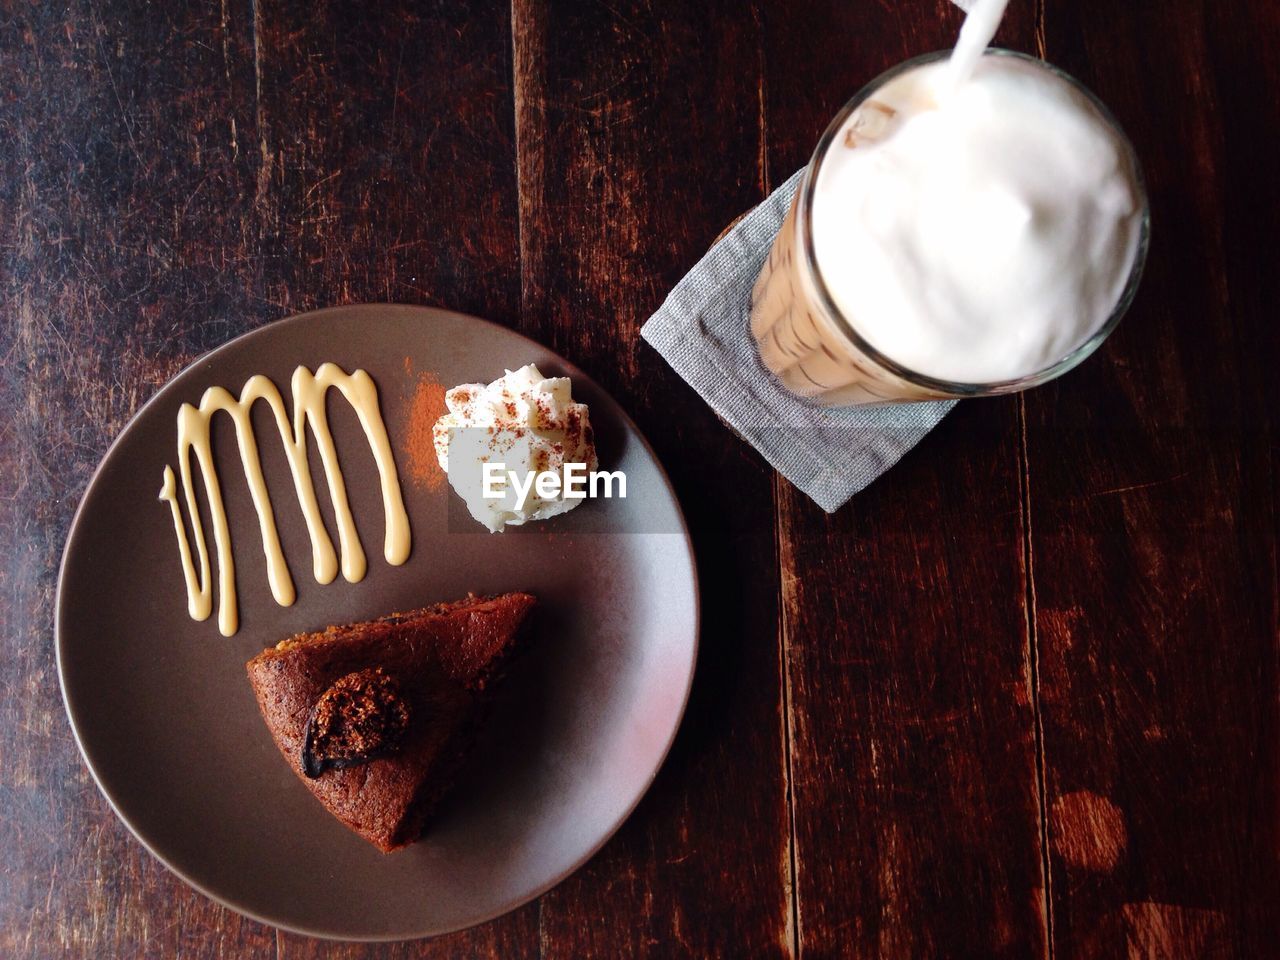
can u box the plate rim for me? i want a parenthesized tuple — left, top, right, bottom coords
(54, 303, 701, 941)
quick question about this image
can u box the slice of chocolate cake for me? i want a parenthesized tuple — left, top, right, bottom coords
(246, 592, 535, 852)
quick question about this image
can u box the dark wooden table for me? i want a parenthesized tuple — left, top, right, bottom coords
(2, 1, 1276, 957)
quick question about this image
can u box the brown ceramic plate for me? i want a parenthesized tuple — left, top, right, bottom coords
(55, 304, 698, 940)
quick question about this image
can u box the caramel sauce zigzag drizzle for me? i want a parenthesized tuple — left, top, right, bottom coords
(158, 363, 411, 637)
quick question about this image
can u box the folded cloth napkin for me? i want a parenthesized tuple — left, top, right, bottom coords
(640, 170, 955, 513)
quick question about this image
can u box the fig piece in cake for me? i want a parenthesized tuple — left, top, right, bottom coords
(301, 667, 411, 778)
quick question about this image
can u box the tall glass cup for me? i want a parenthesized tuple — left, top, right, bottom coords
(749, 50, 1150, 407)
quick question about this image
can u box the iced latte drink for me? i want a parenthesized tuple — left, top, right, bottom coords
(750, 12, 1148, 407)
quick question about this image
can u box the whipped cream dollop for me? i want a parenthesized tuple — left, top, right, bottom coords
(432, 364, 598, 532)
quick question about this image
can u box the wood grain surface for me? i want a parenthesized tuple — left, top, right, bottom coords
(1024, 1, 1280, 957)
(1, 1, 1275, 958)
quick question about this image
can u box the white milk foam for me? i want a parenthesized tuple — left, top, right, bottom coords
(810, 54, 1143, 383)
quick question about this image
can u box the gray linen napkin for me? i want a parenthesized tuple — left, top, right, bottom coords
(640, 170, 955, 513)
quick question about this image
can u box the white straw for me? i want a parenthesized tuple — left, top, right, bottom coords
(945, 0, 1011, 91)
